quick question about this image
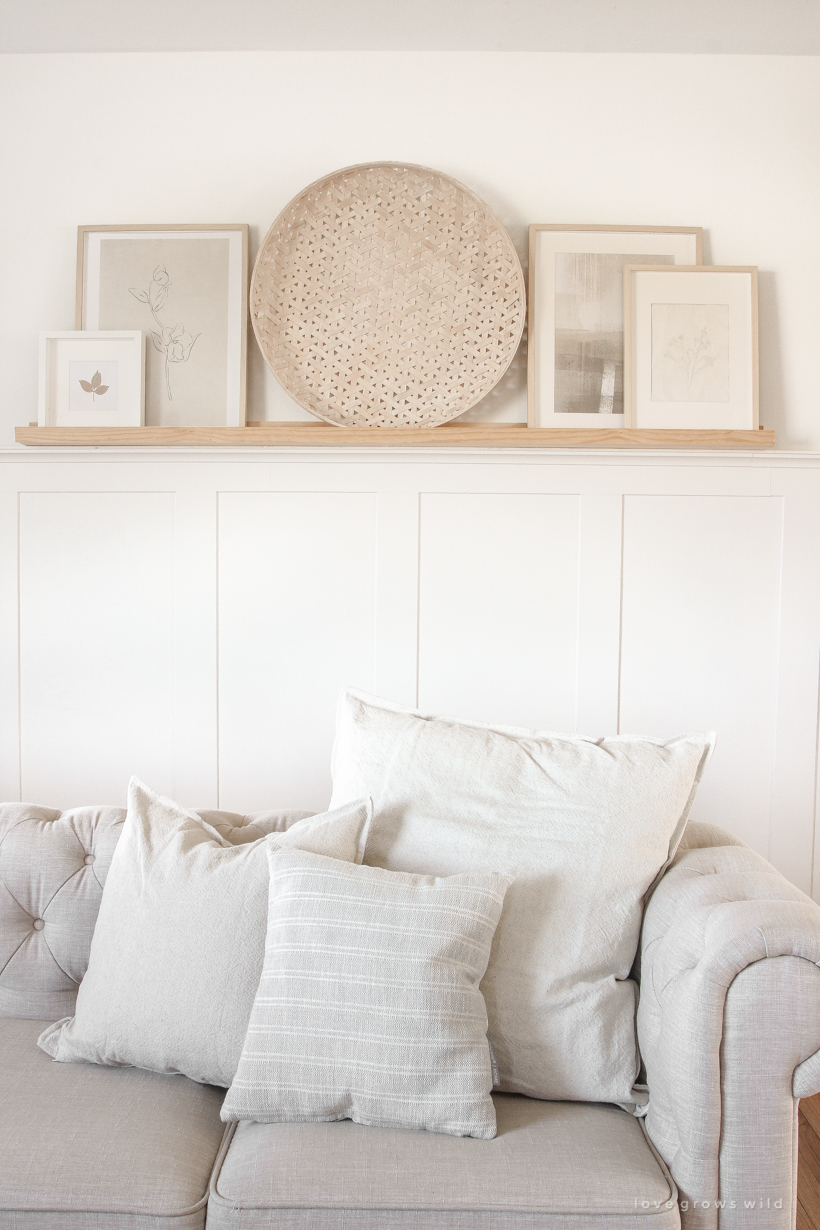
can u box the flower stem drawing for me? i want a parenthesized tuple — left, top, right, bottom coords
(664, 327, 717, 389)
(129, 265, 199, 401)
(79, 371, 109, 400)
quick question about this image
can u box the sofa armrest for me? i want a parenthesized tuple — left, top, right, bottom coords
(638, 831, 820, 1230)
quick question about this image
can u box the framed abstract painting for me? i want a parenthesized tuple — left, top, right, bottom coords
(76, 224, 248, 427)
(527, 225, 702, 428)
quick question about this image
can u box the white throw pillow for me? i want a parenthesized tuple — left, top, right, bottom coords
(38, 778, 372, 1087)
(222, 848, 512, 1139)
(329, 689, 715, 1105)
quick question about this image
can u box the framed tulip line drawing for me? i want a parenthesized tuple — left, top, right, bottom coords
(76, 224, 249, 426)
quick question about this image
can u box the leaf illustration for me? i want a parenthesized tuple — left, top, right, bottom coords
(95, 385, 109, 396)
(150, 331, 165, 354)
(129, 288, 150, 303)
(79, 379, 93, 392)
(91, 371, 101, 390)
(153, 286, 168, 313)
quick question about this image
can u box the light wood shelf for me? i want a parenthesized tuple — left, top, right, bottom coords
(15, 424, 775, 449)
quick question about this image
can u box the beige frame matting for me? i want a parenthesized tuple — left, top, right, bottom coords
(624, 264, 759, 430)
(76, 223, 249, 427)
(527, 224, 703, 429)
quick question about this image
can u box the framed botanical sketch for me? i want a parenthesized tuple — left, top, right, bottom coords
(624, 265, 758, 430)
(76, 224, 249, 427)
(527, 225, 702, 428)
(38, 330, 145, 427)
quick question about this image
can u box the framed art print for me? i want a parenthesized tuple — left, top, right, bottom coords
(39, 331, 145, 427)
(527, 225, 702, 428)
(624, 265, 758, 430)
(77, 224, 249, 427)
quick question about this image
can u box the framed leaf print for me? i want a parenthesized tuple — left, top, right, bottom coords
(76, 224, 249, 427)
(38, 331, 145, 427)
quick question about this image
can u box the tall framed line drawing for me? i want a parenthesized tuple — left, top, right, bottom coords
(527, 225, 702, 428)
(624, 265, 758, 430)
(77, 224, 249, 427)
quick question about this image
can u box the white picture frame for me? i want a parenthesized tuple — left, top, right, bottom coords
(77, 224, 248, 428)
(624, 265, 759, 430)
(39, 330, 145, 427)
(527, 225, 703, 428)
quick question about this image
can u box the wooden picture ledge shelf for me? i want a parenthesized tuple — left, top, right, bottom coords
(15, 424, 776, 449)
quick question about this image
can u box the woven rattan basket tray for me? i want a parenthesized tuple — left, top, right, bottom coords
(250, 163, 526, 427)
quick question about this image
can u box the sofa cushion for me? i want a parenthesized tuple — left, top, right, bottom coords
(207, 1094, 678, 1229)
(0, 800, 313, 1020)
(0, 1017, 226, 1229)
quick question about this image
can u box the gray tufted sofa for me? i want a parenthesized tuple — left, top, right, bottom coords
(2, 804, 820, 1230)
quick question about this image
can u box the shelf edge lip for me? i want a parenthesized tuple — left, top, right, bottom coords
(13, 426, 777, 452)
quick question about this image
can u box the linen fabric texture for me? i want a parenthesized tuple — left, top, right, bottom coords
(0, 802, 314, 1022)
(329, 688, 715, 1105)
(38, 778, 372, 1088)
(1, 1017, 225, 1230)
(222, 849, 512, 1139)
(208, 1098, 677, 1230)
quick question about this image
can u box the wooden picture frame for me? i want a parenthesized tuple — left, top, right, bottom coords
(76, 224, 249, 428)
(39, 330, 145, 427)
(624, 265, 759, 430)
(527, 225, 703, 428)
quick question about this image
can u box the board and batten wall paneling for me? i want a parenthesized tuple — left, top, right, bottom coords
(216, 491, 378, 812)
(418, 493, 580, 728)
(2, 452, 820, 900)
(619, 495, 783, 862)
(18, 491, 176, 807)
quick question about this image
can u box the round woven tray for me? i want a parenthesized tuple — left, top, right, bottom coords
(250, 163, 525, 427)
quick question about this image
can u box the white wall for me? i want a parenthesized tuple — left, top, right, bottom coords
(1, 52, 819, 447)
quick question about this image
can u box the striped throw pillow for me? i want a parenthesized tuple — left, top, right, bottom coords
(221, 848, 512, 1139)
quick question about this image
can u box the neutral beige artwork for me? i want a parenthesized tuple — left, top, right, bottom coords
(97, 237, 229, 426)
(554, 253, 673, 414)
(68, 361, 118, 411)
(651, 302, 730, 403)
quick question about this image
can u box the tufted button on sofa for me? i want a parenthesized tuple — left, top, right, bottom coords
(2, 806, 820, 1230)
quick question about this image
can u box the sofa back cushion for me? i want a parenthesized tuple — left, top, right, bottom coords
(0, 800, 313, 1020)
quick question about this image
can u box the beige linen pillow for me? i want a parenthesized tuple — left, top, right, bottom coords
(38, 778, 372, 1087)
(222, 848, 512, 1139)
(329, 688, 715, 1106)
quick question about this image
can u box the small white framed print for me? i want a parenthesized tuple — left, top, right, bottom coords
(527, 225, 702, 428)
(39, 331, 145, 427)
(624, 266, 758, 430)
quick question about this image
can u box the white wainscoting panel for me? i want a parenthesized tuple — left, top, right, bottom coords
(0, 492, 19, 803)
(620, 495, 783, 858)
(217, 491, 378, 812)
(18, 491, 176, 806)
(418, 493, 579, 728)
(2, 449, 820, 898)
